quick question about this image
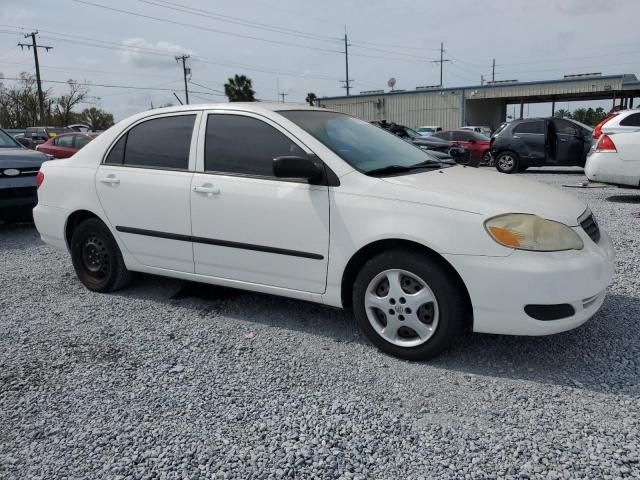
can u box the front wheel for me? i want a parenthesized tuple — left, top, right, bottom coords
(70, 218, 131, 292)
(352, 250, 465, 360)
(495, 151, 519, 174)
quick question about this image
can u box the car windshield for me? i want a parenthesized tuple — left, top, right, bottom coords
(279, 111, 446, 175)
(0, 129, 20, 148)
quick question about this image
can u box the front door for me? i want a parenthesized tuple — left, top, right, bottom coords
(512, 120, 546, 164)
(552, 118, 586, 166)
(95, 113, 199, 272)
(190, 112, 330, 294)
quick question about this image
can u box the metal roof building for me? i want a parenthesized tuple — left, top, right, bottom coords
(317, 73, 640, 130)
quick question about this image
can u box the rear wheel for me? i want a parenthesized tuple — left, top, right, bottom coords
(70, 218, 131, 292)
(352, 250, 465, 361)
(495, 151, 519, 174)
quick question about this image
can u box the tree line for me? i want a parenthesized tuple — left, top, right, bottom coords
(0, 73, 115, 130)
(553, 107, 608, 126)
(1, 72, 317, 130)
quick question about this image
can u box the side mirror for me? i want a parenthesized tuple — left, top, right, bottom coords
(273, 156, 324, 182)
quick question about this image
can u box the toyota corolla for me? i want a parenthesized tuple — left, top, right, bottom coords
(33, 104, 615, 360)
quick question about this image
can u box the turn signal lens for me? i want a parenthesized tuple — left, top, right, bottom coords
(36, 171, 44, 189)
(485, 214, 583, 252)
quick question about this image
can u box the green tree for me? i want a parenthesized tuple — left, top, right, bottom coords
(554, 108, 572, 119)
(305, 92, 317, 106)
(224, 75, 255, 102)
(82, 107, 115, 130)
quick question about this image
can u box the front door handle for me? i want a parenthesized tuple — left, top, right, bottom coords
(193, 184, 220, 195)
(100, 175, 120, 185)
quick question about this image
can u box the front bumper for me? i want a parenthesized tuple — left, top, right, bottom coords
(443, 228, 615, 336)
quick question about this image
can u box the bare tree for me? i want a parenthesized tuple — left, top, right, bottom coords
(54, 80, 89, 126)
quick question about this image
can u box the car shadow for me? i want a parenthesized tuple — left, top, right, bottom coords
(606, 194, 640, 204)
(118, 277, 639, 397)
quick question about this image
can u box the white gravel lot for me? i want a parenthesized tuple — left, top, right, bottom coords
(1, 167, 639, 479)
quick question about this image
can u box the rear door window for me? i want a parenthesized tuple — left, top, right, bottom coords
(54, 135, 74, 147)
(452, 131, 473, 142)
(433, 131, 452, 141)
(554, 119, 579, 136)
(121, 115, 195, 170)
(513, 121, 544, 134)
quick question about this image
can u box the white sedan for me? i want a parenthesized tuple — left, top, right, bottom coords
(586, 132, 640, 188)
(34, 104, 615, 360)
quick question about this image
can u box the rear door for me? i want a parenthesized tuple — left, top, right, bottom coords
(512, 121, 545, 164)
(190, 111, 330, 294)
(552, 119, 584, 166)
(95, 112, 199, 272)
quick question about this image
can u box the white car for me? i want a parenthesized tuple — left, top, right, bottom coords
(461, 125, 492, 137)
(34, 104, 615, 360)
(593, 109, 640, 140)
(585, 132, 640, 187)
(416, 126, 442, 136)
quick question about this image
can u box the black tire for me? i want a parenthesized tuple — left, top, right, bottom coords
(352, 250, 465, 361)
(495, 151, 519, 174)
(70, 218, 131, 292)
(481, 150, 493, 166)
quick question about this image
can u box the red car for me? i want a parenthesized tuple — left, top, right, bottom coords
(433, 129, 492, 164)
(36, 132, 98, 159)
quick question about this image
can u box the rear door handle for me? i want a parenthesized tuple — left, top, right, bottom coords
(100, 175, 120, 185)
(193, 185, 220, 195)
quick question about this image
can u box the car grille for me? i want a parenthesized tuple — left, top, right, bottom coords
(580, 211, 601, 244)
(0, 167, 39, 178)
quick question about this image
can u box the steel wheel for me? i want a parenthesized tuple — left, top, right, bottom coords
(80, 235, 110, 279)
(364, 269, 439, 348)
(482, 150, 493, 166)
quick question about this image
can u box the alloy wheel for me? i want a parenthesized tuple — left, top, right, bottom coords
(364, 269, 439, 348)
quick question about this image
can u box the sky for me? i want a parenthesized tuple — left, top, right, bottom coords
(1, 0, 639, 121)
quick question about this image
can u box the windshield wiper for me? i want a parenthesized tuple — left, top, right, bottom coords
(365, 162, 443, 177)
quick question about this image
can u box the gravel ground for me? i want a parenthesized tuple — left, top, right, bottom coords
(1, 168, 639, 479)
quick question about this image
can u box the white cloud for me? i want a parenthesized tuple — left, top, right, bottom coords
(119, 38, 193, 69)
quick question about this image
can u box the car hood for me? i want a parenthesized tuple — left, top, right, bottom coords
(381, 166, 587, 226)
(0, 148, 49, 169)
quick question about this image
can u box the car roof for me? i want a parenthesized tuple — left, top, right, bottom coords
(140, 102, 331, 115)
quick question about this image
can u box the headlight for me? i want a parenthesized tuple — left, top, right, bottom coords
(485, 214, 583, 251)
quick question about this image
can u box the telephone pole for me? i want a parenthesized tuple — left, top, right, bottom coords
(341, 27, 353, 96)
(432, 42, 450, 87)
(279, 92, 288, 103)
(175, 55, 190, 105)
(492, 58, 496, 82)
(481, 75, 485, 86)
(18, 31, 52, 122)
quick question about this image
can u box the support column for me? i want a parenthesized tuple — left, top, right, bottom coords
(551, 100, 556, 117)
(630, 97, 635, 109)
(519, 98, 524, 119)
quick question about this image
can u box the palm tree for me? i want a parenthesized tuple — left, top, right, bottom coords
(305, 92, 317, 106)
(224, 75, 256, 102)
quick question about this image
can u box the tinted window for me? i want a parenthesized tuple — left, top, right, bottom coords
(74, 136, 92, 149)
(433, 131, 452, 141)
(620, 112, 640, 127)
(0, 129, 20, 148)
(452, 131, 473, 142)
(55, 135, 74, 147)
(123, 115, 195, 170)
(554, 119, 578, 136)
(513, 121, 544, 134)
(105, 135, 126, 165)
(205, 114, 305, 176)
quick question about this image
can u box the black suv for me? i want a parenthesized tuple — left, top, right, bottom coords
(490, 117, 593, 173)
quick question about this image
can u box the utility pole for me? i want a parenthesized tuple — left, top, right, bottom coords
(175, 55, 190, 105)
(18, 31, 52, 122)
(481, 75, 485, 86)
(432, 42, 450, 87)
(279, 92, 288, 103)
(341, 26, 352, 96)
(492, 58, 496, 82)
